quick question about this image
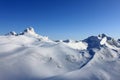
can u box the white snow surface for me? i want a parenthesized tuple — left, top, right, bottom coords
(0, 36, 88, 80)
(0, 28, 120, 80)
(100, 37, 107, 45)
(60, 41, 87, 50)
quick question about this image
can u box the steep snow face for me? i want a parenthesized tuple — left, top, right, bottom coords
(100, 37, 107, 45)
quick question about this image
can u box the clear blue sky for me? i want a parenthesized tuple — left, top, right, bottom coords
(0, 0, 120, 40)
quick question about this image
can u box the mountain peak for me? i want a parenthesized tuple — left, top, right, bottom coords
(83, 36, 101, 49)
(98, 34, 107, 38)
(98, 34, 112, 40)
(23, 27, 35, 34)
(6, 31, 17, 36)
(20, 27, 38, 36)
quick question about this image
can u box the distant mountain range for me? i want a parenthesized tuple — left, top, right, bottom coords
(0, 27, 120, 80)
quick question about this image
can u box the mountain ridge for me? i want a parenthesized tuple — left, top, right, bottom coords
(0, 27, 120, 80)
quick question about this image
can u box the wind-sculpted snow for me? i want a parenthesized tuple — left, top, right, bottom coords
(0, 28, 120, 80)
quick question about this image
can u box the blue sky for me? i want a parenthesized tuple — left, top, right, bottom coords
(0, 0, 120, 40)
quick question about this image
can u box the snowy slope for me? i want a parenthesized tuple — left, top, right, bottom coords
(0, 28, 120, 80)
(46, 47, 120, 80)
(55, 39, 88, 50)
(46, 34, 120, 80)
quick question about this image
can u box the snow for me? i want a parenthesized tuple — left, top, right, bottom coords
(100, 37, 107, 45)
(0, 28, 120, 80)
(0, 35, 89, 80)
(62, 41, 87, 50)
(46, 47, 120, 80)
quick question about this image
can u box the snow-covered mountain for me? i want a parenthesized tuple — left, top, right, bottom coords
(0, 27, 120, 80)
